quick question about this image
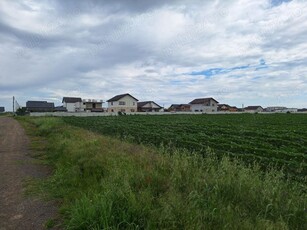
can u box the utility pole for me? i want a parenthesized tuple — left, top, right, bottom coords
(13, 96, 15, 113)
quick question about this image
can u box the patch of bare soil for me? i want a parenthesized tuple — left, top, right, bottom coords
(0, 117, 59, 230)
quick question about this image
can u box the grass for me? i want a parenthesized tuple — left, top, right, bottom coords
(17, 117, 307, 229)
(63, 114, 307, 179)
(0, 112, 13, 116)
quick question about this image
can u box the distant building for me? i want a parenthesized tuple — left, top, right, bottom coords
(265, 107, 298, 113)
(26, 101, 54, 112)
(0, 107, 5, 113)
(62, 97, 83, 112)
(107, 93, 138, 113)
(137, 101, 162, 112)
(265, 106, 287, 112)
(298, 108, 307, 112)
(54, 106, 67, 112)
(244, 106, 264, 113)
(83, 99, 104, 112)
(189, 97, 219, 112)
(168, 104, 191, 112)
(218, 104, 238, 112)
(281, 108, 298, 113)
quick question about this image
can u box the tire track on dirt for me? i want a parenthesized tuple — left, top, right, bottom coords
(0, 117, 59, 230)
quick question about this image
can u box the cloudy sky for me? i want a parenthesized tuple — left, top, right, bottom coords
(0, 0, 306, 110)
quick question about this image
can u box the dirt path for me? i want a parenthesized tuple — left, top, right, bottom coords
(0, 117, 59, 230)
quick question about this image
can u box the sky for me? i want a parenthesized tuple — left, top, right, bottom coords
(0, 0, 306, 111)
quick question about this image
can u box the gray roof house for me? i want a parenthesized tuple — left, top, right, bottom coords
(137, 101, 162, 112)
(107, 93, 138, 113)
(26, 101, 54, 112)
(244, 106, 264, 112)
(168, 104, 191, 112)
(0, 107, 5, 113)
(189, 97, 219, 112)
(62, 97, 83, 112)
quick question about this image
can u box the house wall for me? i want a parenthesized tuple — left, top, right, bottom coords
(138, 102, 161, 112)
(169, 105, 190, 112)
(108, 95, 137, 113)
(64, 102, 84, 112)
(148, 102, 160, 109)
(190, 99, 218, 112)
(84, 103, 102, 109)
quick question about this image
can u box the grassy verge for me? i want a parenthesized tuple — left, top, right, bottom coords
(18, 117, 307, 229)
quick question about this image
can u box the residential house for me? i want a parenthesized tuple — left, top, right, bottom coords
(298, 108, 307, 112)
(168, 104, 191, 112)
(281, 108, 298, 113)
(137, 101, 162, 112)
(265, 106, 287, 112)
(62, 97, 83, 112)
(83, 99, 104, 112)
(26, 101, 54, 112)
(218, 104, 238, 112)
(107, 93, 138, 113)
(54, 106, 67, 112)
(244, 106, 264, 113)
(189, 97, 219, 112)
(0, 107, 4, 113)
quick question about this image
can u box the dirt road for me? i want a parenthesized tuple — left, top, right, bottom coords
(0, 117, 58, 230)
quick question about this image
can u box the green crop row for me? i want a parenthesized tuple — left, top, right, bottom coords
(63, 114, 307, 178)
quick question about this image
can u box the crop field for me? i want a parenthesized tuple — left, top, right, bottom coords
(63, 114, 307, 177)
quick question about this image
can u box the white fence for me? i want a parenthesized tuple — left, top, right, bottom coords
(29, 111, 306, 117)
(30, 112, 203, 117)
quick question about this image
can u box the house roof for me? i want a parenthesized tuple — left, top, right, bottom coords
(54, 106, 67, 112)
(244, 106, 263, 110)
(189, 97, 219, 104)
(26, 101, 54, 108)
(218, 104, 230, 107)
(62, 97, 82, 103)
(137, 101, 162, 108)
(107, 93, 138, 102)
(169, 104, 190, 109)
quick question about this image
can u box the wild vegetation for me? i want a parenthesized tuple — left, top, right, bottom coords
(18, 116, 307, 229)
(63, 114, 307, 179)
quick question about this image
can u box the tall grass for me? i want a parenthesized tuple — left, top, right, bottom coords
(19, 117, 307, 229)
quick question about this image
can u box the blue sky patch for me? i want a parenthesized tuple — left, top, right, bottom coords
(188, 61, 266, 77)
(270, 0, 292, 7)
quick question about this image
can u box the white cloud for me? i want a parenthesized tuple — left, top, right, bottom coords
(0, 0, 306, 110)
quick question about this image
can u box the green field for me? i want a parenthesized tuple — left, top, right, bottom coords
(63, 114, 307, 178)
(19, 117, 307, 229)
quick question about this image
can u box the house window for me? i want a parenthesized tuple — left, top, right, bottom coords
(133, 102, 135, 105)
(121, 109, 125, 112)
(212, 104, 215, 106)
(111, 102, 113, 105)
(119, 101, 126, 105)
(131, 109, 135, 112)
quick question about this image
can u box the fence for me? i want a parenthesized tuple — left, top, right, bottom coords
(29, 111, 306, 117)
